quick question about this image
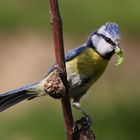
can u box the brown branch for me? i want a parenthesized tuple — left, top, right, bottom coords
(49, 0, 74, 139)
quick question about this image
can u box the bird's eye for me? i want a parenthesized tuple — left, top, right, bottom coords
(104, 37, 116, 46)
(104, 37, 112, 43)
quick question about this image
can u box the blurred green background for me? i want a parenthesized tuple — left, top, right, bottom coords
(0, 0, 140, 140)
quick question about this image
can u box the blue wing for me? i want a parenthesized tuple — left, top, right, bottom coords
(65, 45, 87, 61)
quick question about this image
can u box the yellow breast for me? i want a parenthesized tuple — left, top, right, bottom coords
(66, 47, 108, 95)
(66, 47, 108, 79)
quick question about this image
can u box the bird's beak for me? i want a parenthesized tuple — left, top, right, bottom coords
(114, 45, 124, 65)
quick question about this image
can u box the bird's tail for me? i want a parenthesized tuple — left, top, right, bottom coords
(0, 82, 39, 112)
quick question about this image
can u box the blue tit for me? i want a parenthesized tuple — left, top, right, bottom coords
(0, 22, 122, 112)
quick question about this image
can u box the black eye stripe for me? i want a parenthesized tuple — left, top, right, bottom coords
(94, 32, 116, 46)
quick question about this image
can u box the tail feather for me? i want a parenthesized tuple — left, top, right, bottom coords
(0, 91, 34, 112)
(0, 82, 39, 112)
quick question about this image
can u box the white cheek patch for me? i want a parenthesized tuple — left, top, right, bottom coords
(96, 39, 113, 55)
(91, 35, 113, 56)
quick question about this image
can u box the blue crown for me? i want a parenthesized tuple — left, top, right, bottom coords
(105, 22, 120, 38)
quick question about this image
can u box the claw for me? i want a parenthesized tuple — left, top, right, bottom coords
(73, 114, 92, 132)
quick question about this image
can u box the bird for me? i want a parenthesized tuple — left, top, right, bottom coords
(0, 22, 123, 113)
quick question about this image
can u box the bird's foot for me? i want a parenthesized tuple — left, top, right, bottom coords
(73, 101, 92, 129)
(73, 114, 92, 132)
(73, 102, 92, 137)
